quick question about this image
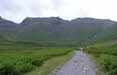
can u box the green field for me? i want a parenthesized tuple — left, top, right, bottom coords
(86, 44, 117, 75)
(0, 48, 74, 75)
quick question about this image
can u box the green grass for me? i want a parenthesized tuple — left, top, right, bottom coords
(0, 40, 42, 47)
(87, 44, 117, 55)
(24, 51, 74, 75)
(0, 48, 74, 75)
(86, 44, 117, 75)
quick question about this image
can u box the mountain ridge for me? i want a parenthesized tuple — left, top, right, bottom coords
(0, 16, 117, 46)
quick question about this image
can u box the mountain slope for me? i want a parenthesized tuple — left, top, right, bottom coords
(0, 16, 117, 46)
(0, 16, 21, 40)
(16, 17, 117, 45)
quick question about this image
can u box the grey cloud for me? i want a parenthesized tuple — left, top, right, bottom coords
(0, 0, 117, 23)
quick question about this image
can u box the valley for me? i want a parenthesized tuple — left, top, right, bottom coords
(0, 16, 117, 75)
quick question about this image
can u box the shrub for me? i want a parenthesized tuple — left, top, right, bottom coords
(15, 61, 34, 74)
(0, 62, 16, 75)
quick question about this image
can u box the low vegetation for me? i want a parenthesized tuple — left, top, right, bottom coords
(24, 50, 74, 75)
(86, 44, 117, 75)
(0, 48, 74, 75)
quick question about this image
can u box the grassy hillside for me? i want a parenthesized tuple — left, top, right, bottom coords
(0, 16, 117, 46)
(17, 18, 117, 46)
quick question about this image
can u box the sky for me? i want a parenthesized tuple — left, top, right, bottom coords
(0, 0, 117, 23)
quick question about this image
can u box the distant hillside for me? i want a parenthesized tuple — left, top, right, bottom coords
(0, 17, 20, 40)
(0, 16, 117, 46)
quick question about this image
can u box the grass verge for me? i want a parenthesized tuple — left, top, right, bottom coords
(84, 44, 117, 75)
(23, 51, 75, 75)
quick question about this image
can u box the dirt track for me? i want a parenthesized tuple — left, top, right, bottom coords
(51, 51, 96, 75)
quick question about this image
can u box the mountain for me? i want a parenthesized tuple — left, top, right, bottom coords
(0, 16, 20, 40)
(0, 16, 117, 46)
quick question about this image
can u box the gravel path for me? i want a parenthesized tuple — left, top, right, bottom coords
(51, 51, 97, 75)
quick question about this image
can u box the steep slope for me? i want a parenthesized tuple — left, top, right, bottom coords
(18, 17, 67, 44)
(0, 16, 117, 46)
(0, 16, 20, 40)
(16, 17, 116, 46)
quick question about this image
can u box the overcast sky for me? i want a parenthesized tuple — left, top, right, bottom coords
(0, 0, 117, 23)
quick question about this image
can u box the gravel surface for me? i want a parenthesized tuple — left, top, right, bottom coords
(51, 51, 96, 75)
